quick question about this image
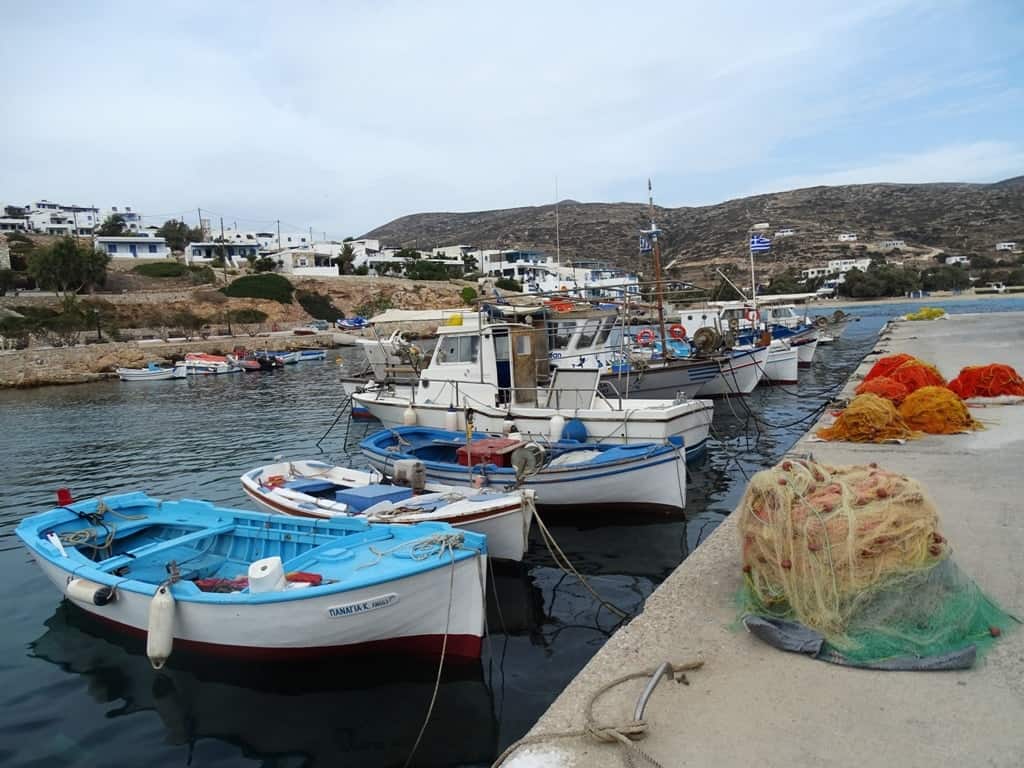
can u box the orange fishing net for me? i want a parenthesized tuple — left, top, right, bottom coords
(947, 364, 1024, 398)
(817, 393, 917, 442)
(863, 353, 916, 382)
(889, 360, 946, 393)
(898, 386, 981, 434)
(854, 375, 909, 404)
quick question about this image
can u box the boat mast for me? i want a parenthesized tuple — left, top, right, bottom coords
(555, 176, 561, 267)
(645, 179, 670, 358)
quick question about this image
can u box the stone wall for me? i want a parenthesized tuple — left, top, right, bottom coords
(0, 334, 338, 388)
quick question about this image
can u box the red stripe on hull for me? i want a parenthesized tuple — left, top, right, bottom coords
(84, 608, 482, 661)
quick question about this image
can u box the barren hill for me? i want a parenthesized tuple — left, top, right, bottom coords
(362, 178, 1024, 283)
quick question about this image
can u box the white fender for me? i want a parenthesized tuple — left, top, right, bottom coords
(147, 585, 176, 670)
(402, 406, 417, 426)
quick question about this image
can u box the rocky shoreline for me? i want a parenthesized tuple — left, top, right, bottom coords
(0, 333, 342, 389)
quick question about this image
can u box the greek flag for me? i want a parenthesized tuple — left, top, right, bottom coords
(639, 235, 652, 254)
(749, 234, 772, 253)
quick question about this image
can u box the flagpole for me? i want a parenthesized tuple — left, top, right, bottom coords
(647, 179, 670, 359)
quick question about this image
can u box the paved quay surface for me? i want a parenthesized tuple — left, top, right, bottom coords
(507, 312, 1024, 768)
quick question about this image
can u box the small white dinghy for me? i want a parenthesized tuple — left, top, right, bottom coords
(241, 459, 535, 562)
(116, 362, 187, 381)
(16, 492, 489, 665)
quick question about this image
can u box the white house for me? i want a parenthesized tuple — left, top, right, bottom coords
(273, 249, 339, 277)
(774, 228, 796, 237)
(946, 255, 970, 266)
(0, 217, 27, 232)
(100, 206, 143, 233)
(995, 241, 1018, 252)
(800, 258, 871, 281)
(800, 266, 831, 280)
(837, 233, 858, 242)
(185, 241, 260, 267)
(97, 236, 170, 259)
(24, 201, 100, 234)
(880, 239, 905, 249)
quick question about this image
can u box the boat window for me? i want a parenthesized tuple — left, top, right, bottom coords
(435, 335, 479, 364)
(493, 333, 510, 361)
(721, 309, 744, 322)
(577, 319, 601, 349)
(515, 335, 531, 355)
(595, 318, 614, 346)
(552, 321, 575, 350)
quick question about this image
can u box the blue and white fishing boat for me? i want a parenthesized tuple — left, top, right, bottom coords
(336, 316, 369, 330)
(16, 492, 488, 667)
(264, 350, 300, 365)
(116, 362, 188, 381)
(360, 426, 688, 511)
(297, 349, 328, 361)
(241, 459, 535, 562)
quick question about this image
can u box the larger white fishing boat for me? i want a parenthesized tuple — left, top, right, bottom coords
(351, 318, 714, 454)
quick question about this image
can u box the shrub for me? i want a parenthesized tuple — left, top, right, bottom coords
(228, 308, 269, 324)
(354, 294, 393, 318)
(495, 277, 522, 292)
(221, 273, 294, 304)
(132, 262, 187, 278)
(254, 257, 277, 273)
(460, 286, 478, 304)
(188, 265, 216, 284)
(354, 264, 369, 276)
(296, 290, 345, 321)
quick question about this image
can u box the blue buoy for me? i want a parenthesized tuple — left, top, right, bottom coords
(562, 418, 588, 443)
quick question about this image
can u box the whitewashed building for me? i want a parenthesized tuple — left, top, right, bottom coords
(774, 228, 796, 237)
(800, 257, 871, 281)
(0, 217, 27, 232)
(837, 233, 858, 242)
(185, 241, 260, 267)
(995, 241, 1018, 252)
(880, 239, 905, 249)
(946, 255, 970, 266)
(100, 206, 143, 233)
(97, 236, 170, 259)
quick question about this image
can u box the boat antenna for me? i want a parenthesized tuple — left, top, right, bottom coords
(554, 176, 561, 267)
(644, 179, 671, 359)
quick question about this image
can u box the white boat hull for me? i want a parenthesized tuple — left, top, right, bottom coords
(599, 359, 719, 400)
(352, 392, 714, 453)
(242, 482, 532, 563)
(365, 447, 686, 511)
(794, 337, 818, 367)
(33, 549, 487, 659)
(762, 343, 799, 385)
(117, 365, 187, 381)
(697, 347, 768, 397)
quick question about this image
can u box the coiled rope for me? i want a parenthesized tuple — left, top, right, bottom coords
(492, 659, 704, 768)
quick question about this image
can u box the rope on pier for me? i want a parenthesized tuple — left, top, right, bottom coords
(492, 659, 705, 768)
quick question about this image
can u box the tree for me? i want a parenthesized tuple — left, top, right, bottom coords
(254, 257, 277, 273)
(27, 237, 111, 307)
(921, 266, 971, 292)
(336, 243, 355, 275)
(494, 277, 522, 292)
(394, 247, 420, 260)
(462, 253, 478, 272)
(97, 214, 127, 236)
(157, 219, 204, 251)
(6, 232, 35, 271)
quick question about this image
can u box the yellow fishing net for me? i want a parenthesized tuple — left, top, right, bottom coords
(737, 459, 1012, 665)
(906, 307, 946, 321)
(816, 393, 916, 442)
(898, 385, 981, 434)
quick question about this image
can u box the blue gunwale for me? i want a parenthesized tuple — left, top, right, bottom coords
(16, 493, 486, 605)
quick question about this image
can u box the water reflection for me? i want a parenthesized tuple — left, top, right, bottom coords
(30, 604, 497, 768)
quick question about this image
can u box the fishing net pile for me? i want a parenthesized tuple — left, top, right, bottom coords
(737, 459, 1012, 669)
(905, 307, 947, 321)
(817, 393, 916, 442)
(888, 359, 947, 392)
(898, 386, 981, 434)
(863, 353, 917, 382)
(948, 364, 1024, 398)
(854, 376, 909, 404)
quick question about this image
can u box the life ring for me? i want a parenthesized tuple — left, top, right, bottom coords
(668, 324, 687, 340)
(636, 328, 656, 346)
(744, 309, 757, 323)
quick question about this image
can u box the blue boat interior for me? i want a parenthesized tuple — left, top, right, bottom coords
(17, 493, 484, 600)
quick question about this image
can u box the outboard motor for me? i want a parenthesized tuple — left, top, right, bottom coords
(392, 459, 427, 494)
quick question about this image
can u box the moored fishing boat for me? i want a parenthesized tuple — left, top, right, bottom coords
(360, 426, 688, 511)
(16, 492, 488, 665)
(183, 353, 238, 375)
(241, 459, 534, 561)
(298, 349, 327, 361)
(696, 345, 769, 397)
(264, 350, 300, 365)
(116, 362, 188, 381)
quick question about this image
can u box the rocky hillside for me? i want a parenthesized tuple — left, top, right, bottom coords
(362, 177, 1024, 283)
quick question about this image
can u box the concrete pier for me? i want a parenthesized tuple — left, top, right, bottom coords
(508, 312, 1024, 768)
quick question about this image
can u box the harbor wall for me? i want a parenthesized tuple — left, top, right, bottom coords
(508, 311, 1024, 768)
(0, 334, 339, 388)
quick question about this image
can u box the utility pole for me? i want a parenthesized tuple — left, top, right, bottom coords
(645, 179, 670, 358)
(197, 208, 202, 238)
(276, 219, 281, 252)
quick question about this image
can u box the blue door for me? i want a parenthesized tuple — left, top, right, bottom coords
(129, 243, 137, 257)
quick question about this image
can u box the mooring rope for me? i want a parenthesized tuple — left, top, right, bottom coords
(491, 659, 705, 768)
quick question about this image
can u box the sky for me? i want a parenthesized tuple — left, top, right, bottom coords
(1, 0, 1021, 239)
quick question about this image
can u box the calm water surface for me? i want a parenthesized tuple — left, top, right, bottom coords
(2, 298, 1021, 767)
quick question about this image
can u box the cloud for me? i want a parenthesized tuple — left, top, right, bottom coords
(748, 141, 1024, 194)
(0, 0, 1020, 236)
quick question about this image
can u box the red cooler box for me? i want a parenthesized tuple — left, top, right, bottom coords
(456, 437, 521, 468)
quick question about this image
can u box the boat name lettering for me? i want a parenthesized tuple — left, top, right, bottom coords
(327, 593, 399, 618)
